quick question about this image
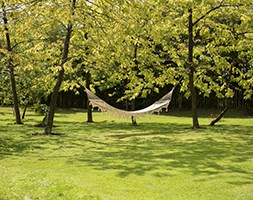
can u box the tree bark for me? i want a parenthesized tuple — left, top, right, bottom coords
(41, 114, 48, 127)
(9, 66, 22, 124)
(188, 8, 199, 128)
(131, 41, 138, 126)
(209, 107, 228, 126)
(45, 0, 76, 134)
(210, 61, 233, 126)
(86, 72, 93, 123)
(131, 100, 137, 126)
(187, 5, 227, 128)
(45, 68, 65, 134)
(131, 116, 137, 126)
(2, 2, 22, 124)
(22, 104, 28, 120)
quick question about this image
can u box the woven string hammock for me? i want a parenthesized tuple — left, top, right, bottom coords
(85, 86, 175, 118)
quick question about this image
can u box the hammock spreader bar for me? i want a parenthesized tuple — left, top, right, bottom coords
(85, 87, 175, 118)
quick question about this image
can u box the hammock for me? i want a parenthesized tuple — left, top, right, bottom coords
(85, 87, 175, 118)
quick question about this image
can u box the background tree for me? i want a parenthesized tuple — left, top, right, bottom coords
(202, 4, 253, 125)
(0, 0, 40, 124)
(161, 0, 253, 128)
(0, 0, 52, 123)
(43, 0, 77, 135)
(1, 1, 23, 124)
(79, 1, 179, 111)
(1, 0, 252, 130)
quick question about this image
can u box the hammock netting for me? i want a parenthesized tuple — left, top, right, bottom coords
(85, 87, 174, 118)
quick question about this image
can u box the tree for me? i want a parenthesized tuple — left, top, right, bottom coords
(82, 0, 179, 107)
(206, 3, 253, 125)
(1, 1, 26, 124)
(44, 0, 77, 135)
(1, 0, 56, 124)
(1, 0, 252, 130)
(162, 0, 252, 128)
(188, 8, 200, 128)
(86, 71, 93, 123)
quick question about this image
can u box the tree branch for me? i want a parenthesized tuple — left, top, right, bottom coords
(193, 4, 227, 26)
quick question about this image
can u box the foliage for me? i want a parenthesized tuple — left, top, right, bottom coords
(0, 0, 253, 126)
(83, 0, 180, 100)
(34, 103, 49, 115)
(0, 0, 50, 108)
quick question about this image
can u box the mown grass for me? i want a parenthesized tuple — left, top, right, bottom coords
(0, 106, 252, 200)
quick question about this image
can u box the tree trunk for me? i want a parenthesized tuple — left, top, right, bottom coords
(210, 62, 232, 126)
(131, 116, 137, 126)
(188, 8, 199, 128)
(86, 72, 93, 123)
(45, 1, 76, 134)
(131, 100, 137, 126)
(209, 107, 228, 126)
(35, 114, 48, 127)
(41, 114, 48, 127)
(130, 41, 138, 126)
(2, 2, 22, 124)
(22, 104, 28, 120)
(9, 66, 22, 124)
(187, 5, 226, 127)
(45, 69, 65, 134)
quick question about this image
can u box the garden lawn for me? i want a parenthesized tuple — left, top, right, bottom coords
(0, 107, 253, 200)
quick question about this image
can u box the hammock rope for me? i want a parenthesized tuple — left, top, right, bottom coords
(85, 86, 175, 118)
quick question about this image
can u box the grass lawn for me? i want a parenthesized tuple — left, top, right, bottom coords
(0, 106, 253, 200)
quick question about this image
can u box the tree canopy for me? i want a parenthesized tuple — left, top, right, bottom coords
(0, 0, 253, 131)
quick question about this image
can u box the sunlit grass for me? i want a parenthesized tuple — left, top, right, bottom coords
(0, 106, 253, 200)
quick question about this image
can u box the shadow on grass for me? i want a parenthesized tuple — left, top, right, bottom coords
(62, 122, 253, 184)
(0, 119, 253, 186)
(0, 123, 68, 158)
(165, 108, 250, 118)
